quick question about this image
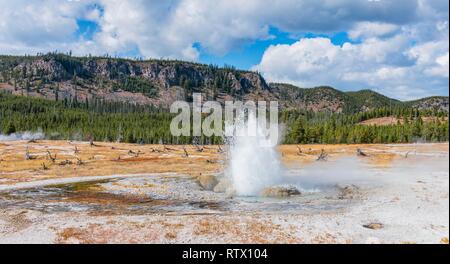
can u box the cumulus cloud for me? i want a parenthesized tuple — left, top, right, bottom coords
(0, 0, 448, 98)
(0, 0, 100, 55)
(0, 0, 434, 58)
(87, 0, 423, 58)
(253, 1, 449, 100)
(253, 26, 448, 100)
(348, 22, 399, 39)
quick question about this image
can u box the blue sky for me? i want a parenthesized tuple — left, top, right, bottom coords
(75, 19, 293, 69)
(0, 0, 448, 100)
(197, 27, 297, 70)
(75, 21, 357, 70)
(198, 30, 358, 70)
(76, 20, 99, 41)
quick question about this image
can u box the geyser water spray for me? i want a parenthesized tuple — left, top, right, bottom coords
(226, 112, 284, 196)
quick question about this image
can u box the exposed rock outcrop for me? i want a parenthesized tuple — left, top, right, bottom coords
(261, 185, 301, 197)
(197, 174, 219, 191)
(1, 54, 447, 113)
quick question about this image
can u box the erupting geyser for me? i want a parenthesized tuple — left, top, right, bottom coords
(226, 113, 284, 196)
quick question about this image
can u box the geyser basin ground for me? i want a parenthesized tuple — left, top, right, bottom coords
(0, 141, 448, 244)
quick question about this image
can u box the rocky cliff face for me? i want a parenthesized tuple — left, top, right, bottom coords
(0, 54, 448, 113)
(271, 83, 407, 113)
(0, 54, 271, 107)
(408, 97, 449, 113)
(270, 83, 350, 112)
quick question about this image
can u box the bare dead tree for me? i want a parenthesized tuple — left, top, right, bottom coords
(316, 149, 328, 161)
(183, 146, 189, 157)
(195, 144, 204, 152)
(217, 145, 224, 153)
(41, 162, 49, 170)
(25, 147, 35, 160)
(128, 150, 141, 157)
(76, 157, 84, 165)
(163, 145, 177, 152)
(296, 146, 303, 156)
(87, 134, 96, 147)
(192, 137, 204, 152)
(46, 150, 57, 163)
(150, 147, 163, 153)
(59, 160, 72, 166)
(356, 148, 368, 157)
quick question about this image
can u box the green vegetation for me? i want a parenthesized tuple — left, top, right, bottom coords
(0, 53, 448, 145)
(282, 107, 448, 144)
(113, 77, 158, 98)
(0, 92, 447, 144)
(0, 92, 220, 144)
(345, 89, 402, 110)
(0, 53, 261, 103)
(273, 83, 405, 113)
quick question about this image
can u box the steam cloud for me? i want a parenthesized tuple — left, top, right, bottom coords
(0, 131, 45, 141)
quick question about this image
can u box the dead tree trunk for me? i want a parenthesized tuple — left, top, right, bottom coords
(183, 146, 189, 157)
(217, 145, 224, 153)
(41, 162, 49, 170)
(356, 148, 368, 157)
(47, 150, 57, 163)
(296, 146, 303, 155)
(316, 149, 328, 161)
(76, 157, 84, 165)
(195, 144, 204, 152)
(164, 145, 177, 152)
(25, 147, 34, 160)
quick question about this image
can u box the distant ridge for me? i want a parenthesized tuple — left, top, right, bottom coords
(0, 53, 448, 113)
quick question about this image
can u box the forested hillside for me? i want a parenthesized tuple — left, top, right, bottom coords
(0, 92, 195, 145)
(0, 53, 273, 108)
(1, 53, 448, 114)
(1, 92, 447, 144)
(282, 107, 448, 144)
(0, 53, 448, 144)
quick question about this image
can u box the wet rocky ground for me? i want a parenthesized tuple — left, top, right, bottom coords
(0, 174, 353, 217)
(0, 143, 448, 244)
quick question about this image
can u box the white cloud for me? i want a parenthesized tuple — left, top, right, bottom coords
(0, 0, 432, 59)
(251, 0, 449, 100)
(0, 0, 98, 55)
(0, 0, 448, 98)
(425, 52, 449, 78)
(253, 22, 448, 100)
(257, 38, 340, 80)
(348, 22, 399, 40)
(408, 39, 449, 68)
